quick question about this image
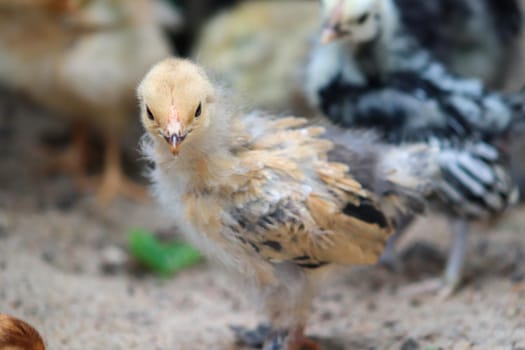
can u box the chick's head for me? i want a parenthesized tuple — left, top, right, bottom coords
(137, 58, 215, 156)
(321, 0, 382, 44)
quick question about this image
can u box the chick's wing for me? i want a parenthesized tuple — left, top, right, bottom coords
(220, 117, 394, 267)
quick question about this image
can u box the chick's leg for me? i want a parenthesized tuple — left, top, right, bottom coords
(96, 133, 147, 204)
(39, 121, 92, 187)
(262, 265, 321, 350)
(285, 326, 321, 350)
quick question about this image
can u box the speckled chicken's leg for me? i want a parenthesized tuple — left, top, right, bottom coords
(96, 133, 147, 204)
(401, 218, 469, 298)
(440, 218, 469, 297)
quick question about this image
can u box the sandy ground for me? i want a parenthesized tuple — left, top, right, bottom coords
(1, 96, 525, 350)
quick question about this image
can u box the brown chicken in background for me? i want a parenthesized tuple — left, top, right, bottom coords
(0, 0, 176, 204)
(0, 314, 45, 350)
(137, 58, 442, 350)
(0, 0, 73, 12)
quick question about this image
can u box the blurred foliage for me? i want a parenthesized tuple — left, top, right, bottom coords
(128, 229, 203, 277)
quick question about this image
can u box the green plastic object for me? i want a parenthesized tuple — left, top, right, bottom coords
(128, 229, 203, 276)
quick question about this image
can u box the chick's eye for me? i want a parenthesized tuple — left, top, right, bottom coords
(194, 102, 202, 118)
(357, 12, 369, 24)
(146, 106, 155, 121)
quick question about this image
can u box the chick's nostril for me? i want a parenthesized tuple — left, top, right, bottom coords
(163, 134, 176, 145)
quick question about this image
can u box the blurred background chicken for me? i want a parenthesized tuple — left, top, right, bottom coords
(137, 58, 443, 350)
(193, 0, 319, 115)
(305, 0, 523, 296)
(0, 0, 177, 204)
(0, 314, 45, 350)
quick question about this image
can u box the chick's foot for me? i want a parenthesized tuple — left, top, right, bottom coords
(282, 326, 321, 350)
(399, 275, 461, 300)
(231, 324, 321, 350)
(231, 324, 273, 348)
(286, 336, 321, 350)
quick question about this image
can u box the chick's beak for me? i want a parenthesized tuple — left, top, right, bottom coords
(322, 0, 345, 44)
(164, 107, 186, 155)
(164, 133, 186, 155)
(321, 26, 340, 44)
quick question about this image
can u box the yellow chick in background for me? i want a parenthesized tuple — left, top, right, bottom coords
(137, 58, 438, 349)
(0, 0, 175, 203)
(193, 0, 320, 115)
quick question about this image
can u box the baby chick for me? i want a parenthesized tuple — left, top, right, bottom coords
(0, 0, 174, 203)
(0, 314, 45, 350)
(306, 0, 521, 296)
(137, 58, 441, 349)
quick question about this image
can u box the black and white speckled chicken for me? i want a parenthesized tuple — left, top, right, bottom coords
(305, 0, 523, 296)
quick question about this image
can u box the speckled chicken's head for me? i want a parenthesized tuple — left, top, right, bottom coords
(137, 58, 215, 156)
(321, 0, 382, 44)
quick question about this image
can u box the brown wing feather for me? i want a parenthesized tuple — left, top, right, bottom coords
(223, 119, 393, 267)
